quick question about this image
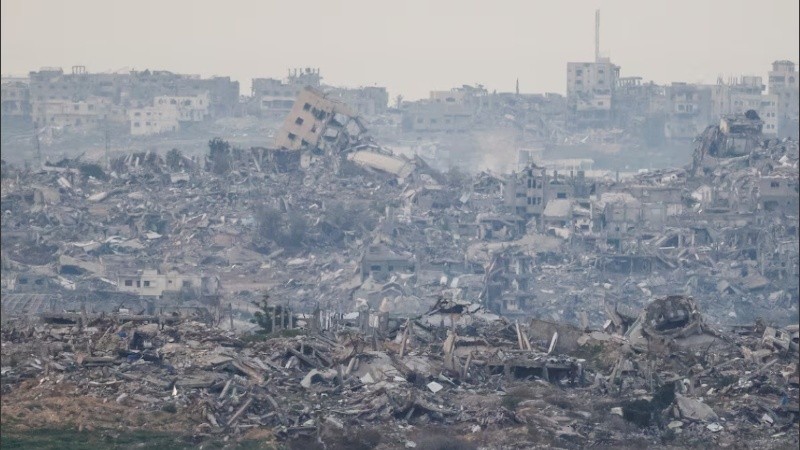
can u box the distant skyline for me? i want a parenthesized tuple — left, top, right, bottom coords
(2, 0, 798, 100)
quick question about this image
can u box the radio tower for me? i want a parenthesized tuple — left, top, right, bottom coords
(595, 10, 600, 62)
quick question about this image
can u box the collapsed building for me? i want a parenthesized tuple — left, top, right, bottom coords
(1, 293, 797, 448)
(1, 86, 798, 448)
(274, 87, 367, 154)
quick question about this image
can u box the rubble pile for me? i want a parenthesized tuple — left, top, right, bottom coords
(1, 296, 797, 448)
(2, 113, 797, 330)
(1, 91, 798, 447)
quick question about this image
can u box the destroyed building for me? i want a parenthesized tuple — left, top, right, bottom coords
(251, 68, 322, 117)
(274, 86, 366, 154)
(117, 269, 220, 298)
(0, 78, 32, 122)
(1, 69, 799, 449)
(360, 244, 416, 282)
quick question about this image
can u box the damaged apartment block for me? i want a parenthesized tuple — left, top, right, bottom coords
(275, 87, 368, 162)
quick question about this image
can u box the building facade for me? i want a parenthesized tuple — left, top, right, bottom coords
(153, 92, 211, 122)
(566, 58, 620, 128)
(128, 104, 180, 136)
(1, 80, 31, 120)
(274, 87, 356, 150)
(768, 60, 799, 139)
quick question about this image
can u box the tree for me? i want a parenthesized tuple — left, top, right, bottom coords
(255, 205, 283, 241)
(253, 204, 308, 249)
(79, 163, 109, 181)
(251, 293, 292, 333)
(207, 137, 231, 175)
(284, 212, 308, 247)
(325, 200, 376, 233)
(166, 148, 183, 171)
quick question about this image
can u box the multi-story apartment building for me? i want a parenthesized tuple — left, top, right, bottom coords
(252, 68, 322, 116)
(153, 92, 211, 122)
(768, 60, 799, 139)
(664, 83, 713, 139)
(128, 104, 180, 136)
(566, 56, 621, 130)
(27, 66, 238, 120)
(1, 79, 31, 120)
(328, 86, 389, 117)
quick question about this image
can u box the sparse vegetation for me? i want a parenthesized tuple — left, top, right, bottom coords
(207, 137, 232, 175)
(79, 163, 108, 181)
(165, 148, 184, 171)
(251, 293, 295, 334)
(254, 204, 308, 249)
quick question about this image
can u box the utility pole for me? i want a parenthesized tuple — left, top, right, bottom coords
(104, 120, 110, 169)
(33, 121, 42, 168)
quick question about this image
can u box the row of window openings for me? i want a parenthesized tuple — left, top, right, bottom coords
(527, 197, 543, 205)
(44, 117, 100, 125)
(123, 279, 192, 287)
(574, 69, 605, 76)
(519, 193, 567, 204)
(302, 103, 329, 121)
(574, 79, 605, 85)
(526, 179, 543, 189)
(157, 99, 201, 106)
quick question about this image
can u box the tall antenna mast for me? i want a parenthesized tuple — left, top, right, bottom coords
(595, 10, 600, 62)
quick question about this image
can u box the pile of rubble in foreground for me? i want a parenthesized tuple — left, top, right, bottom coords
(1, 296, 797, 449)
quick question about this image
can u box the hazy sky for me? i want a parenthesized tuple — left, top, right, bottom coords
(2, 0, 798, 100)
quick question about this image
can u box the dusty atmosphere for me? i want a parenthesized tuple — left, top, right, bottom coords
(1, 1, 799, 449)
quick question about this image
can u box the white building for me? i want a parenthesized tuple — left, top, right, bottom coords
(566, 58, 619, 103)
(709, 77, 779, 136)
(32, 96, 123, 131)
(129, 103, 180, 136)
(768, 60, 799, 138)
(117, 269, 219, 297)
(153, 91, 210, 122)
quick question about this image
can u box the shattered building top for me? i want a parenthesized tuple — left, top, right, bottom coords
(720, 110, 764, 136)
(274, 86, 364, 152)
(347, 149, 416, 179)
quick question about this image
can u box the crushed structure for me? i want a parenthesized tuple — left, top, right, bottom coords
(1, 84, 798, 448)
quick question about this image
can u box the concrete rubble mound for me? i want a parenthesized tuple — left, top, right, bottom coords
(1, 90, 798, 448)
(1, 294, 798, 449)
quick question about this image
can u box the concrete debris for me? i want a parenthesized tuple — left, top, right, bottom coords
(1, 88, 798, 449)
(675, 394, 718, 422)
(426, 381, 444, 393)
(0, 291, 796, 448)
